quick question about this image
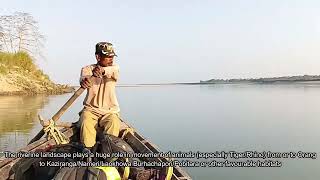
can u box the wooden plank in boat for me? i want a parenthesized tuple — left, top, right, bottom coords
(124, 132, 192, 180)
(119, 120, 192, 180)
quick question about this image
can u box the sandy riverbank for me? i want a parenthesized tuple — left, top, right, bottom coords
(0, 52, 74, 95)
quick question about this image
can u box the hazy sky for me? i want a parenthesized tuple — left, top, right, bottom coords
(1, 0, 320, 85)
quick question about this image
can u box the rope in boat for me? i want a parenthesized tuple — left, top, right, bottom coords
(43, 119, 69, 145)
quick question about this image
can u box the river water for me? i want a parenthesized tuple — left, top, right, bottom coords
(0, 84, 320, 179)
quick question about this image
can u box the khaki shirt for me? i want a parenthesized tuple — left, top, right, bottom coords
(80, 64, 120, 115)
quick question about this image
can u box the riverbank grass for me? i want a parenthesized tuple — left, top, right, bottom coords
(0, 51, 73, 95)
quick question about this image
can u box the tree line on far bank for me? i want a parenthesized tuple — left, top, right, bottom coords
(201, 75, 320, 84)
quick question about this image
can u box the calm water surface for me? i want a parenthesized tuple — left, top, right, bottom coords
(0, 84, 320, 180)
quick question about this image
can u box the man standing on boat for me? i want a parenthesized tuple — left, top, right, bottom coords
(79, 42, 121, 148)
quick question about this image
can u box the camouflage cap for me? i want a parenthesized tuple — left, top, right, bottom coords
(95, 42, 117, 56)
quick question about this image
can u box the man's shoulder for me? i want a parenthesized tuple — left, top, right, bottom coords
(81, 64, 95, 70)
(111, 63, 119, 69)
(80, 64, 95, 76)
(112, 63, 119, 71)
(102, 64, 119, 72)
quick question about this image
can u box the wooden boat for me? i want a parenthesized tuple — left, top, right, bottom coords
(0, 119, 192, 180)
(0, 78, 192, 180)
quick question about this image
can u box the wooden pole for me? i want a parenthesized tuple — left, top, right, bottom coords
(28, 76, 95, 144)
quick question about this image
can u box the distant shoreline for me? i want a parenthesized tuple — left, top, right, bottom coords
(199, 75, 320, 84)
(116, 80, 320, 87)
(70, 75, 320, 88)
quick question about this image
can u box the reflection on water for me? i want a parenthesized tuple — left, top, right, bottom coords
(0, 95, 49, 151)
(1, 84, 320, 179)
(117, 84, 320, 180)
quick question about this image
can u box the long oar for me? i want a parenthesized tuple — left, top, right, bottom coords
(28, 77, 94, 144)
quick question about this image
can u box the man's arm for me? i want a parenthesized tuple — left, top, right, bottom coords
(80, 66, 93, 88)
(102, 65, 119, 82)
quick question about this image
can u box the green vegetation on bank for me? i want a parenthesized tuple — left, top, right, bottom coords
(0, 52, 48, 78)
(0, 52, 74, 95)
